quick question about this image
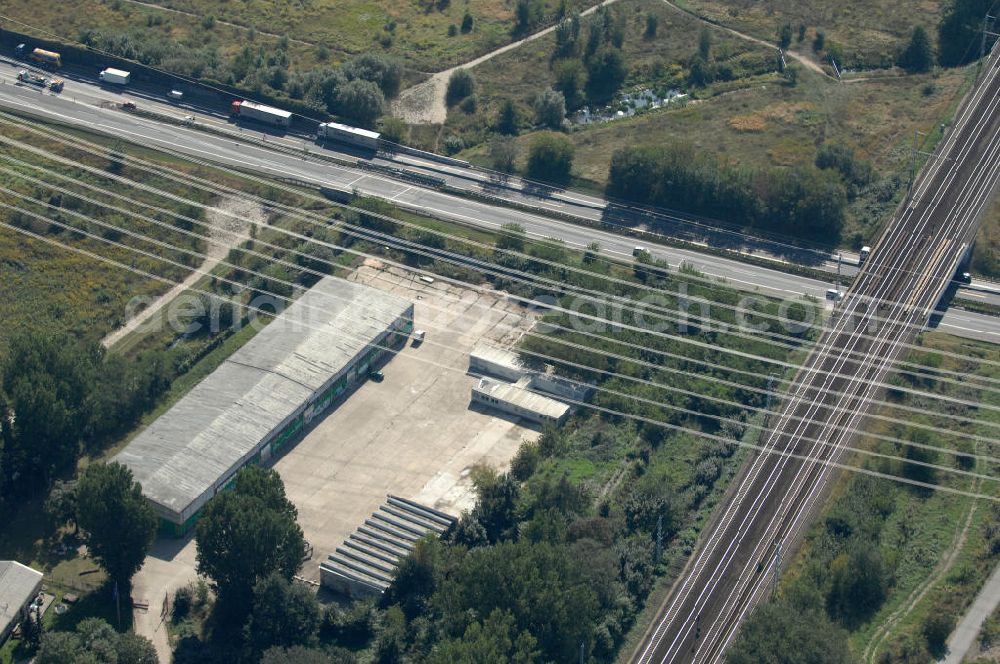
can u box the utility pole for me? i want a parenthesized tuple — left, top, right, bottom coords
(835, 253, 842, 295)
(909, 129, 928, 192)
(765, 372, 779, 411)
(980, 14, 999, 80)
(772, 541, 783, 595)
(655, 514, 663, 564)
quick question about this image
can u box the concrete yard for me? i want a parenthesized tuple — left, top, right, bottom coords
(130, 261, 539, 652)
(277, 261, 539, 582)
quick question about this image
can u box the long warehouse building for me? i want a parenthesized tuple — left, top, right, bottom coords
(116, 276, 413, 536)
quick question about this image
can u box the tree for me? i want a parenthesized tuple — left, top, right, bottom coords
(44, 479, 78, 534)
(469, 469, 520, 544)
(826, 542, 890, 626)
(335, 79, 385, 127)
(699, 27, 712, 60)
(496, 98, 520, 135)
(555, 15, 582, 56)
(36, 632, 84, 664)
(923, 611, 955, 657)
(939, 0, 996, 67)
(446, 69, 475, 105)
(585, 46, 627, 103)
(36, 619, 157, 664)
(380, 116, 408, 145)
(108, 140, 127, 174)
(433, 540, 599, 663)
(727, 600, 850, 664)
(813, 29, 826, 52)
(526, 133, 574, 185)
(117, 632, 160, 664)
(899, 26, 934, 72)
(488, 137, 519, 174)
(76, 463, 156, 594)
(515, 0, 544, 34)
(533, 88, 567, 129)
(461, 11, 474, 33)
(262, 646, 341, 664)
(195, 467, 305, 612)
(645, 14, 659, 39)
(245, 573, 321, 654)
(778, 23, 793, 49)
(496, 223, 527, 252)
(427, 609, 541, 663)
(553, 58, 586, 109)
(342, 53, 404, 98)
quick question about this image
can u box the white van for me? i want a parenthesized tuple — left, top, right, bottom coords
(412, 330, 426, 345)
(826, 288, 844, 301)
(167, 89, 184, 101)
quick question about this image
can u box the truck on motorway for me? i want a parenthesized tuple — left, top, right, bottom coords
(230, 100, 292, 128)
(99, 68, 131, 86)
(15, 44, 61, 68)
(317, 122, 380, 151)
(16, 70, 47, 87)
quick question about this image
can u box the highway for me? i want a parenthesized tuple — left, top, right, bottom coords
(632, 46, 1000, 664)
(0, 63, 998, 345)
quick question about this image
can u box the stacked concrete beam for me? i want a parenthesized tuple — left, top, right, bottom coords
(320, 496, 455, 598)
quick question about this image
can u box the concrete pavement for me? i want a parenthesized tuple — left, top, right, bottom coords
(940, 562, 1000, 664)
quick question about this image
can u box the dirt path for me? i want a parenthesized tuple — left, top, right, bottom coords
(392, 0, 624, 124)
(862, 488, 981, 663)
(655, 0, 832, 79)
(100, 197, 257, 349)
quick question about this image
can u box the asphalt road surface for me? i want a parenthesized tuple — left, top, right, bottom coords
(0, 65, 998, 345)
(633, 49, 1000, 664)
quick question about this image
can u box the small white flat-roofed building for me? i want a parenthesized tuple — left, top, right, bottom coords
(472, 377, 570, 426)
(0, 561, 43, 644)
(115, 276, 413, 536)
(469, 343, 525, 383)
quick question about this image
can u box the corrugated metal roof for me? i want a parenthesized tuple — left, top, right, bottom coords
(115, 277, 412, 520)
(0, 561, 42, 637)
(474, 377, 570, 420)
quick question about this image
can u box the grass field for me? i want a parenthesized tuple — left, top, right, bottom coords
(2, 0, 594, 73)
(777, 331, 1000, 662)
(671, 0, 942, 68)
(444, 0, 775, 142)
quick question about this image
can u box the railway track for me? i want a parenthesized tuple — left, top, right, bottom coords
(633, 50, 1000, 664)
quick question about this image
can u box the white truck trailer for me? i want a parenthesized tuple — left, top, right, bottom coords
(230, 100, 292, 128)
(99, 68, 131, 85)
(317, 122, 381, 151)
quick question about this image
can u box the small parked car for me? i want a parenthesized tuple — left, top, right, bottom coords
(369, 369, 385, 382)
